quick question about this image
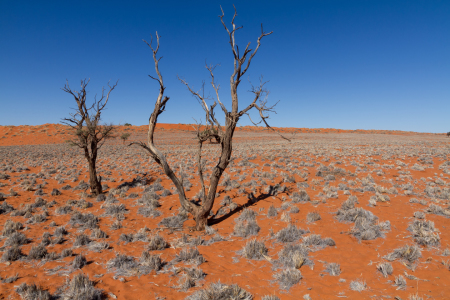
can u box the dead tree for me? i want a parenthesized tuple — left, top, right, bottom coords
(62, 79, 118, 195)
(133, 6, 287, 231)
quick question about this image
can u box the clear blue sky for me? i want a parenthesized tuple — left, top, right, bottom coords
(1, 0, 449, 132)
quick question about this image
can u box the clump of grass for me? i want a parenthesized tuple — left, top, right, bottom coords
(60, 273, 103, 300)
(16, 283, 51, 300)
(393, 275, 407, 290)
(290, 206, 300, 214)
(158, 214, 188, 228)
(90, 228, 107, 239)
(376, 262, 393, 277)
(2, 219, 23, 236)
(4, 232, 29, 247)
(61, 249, 73, 258)
(140, 251, 162, 271)
(72, 254, 87, 269)
(173, 234, 204, 248)
(88, 241, 109, 253)
(56, 205, 73, 215)
(103, 203, 127, 216)
(186, 281, 252, 300)
(274, 268, 302, 291)
(74, 234, 92, 247)
(349, 280, 367, 292)
(107, 254, 139, 277)
(324, 263, 341, 276)
(240, 239, 268, 260)
(291, 190, 310, 203)
(147, 234, 167, 250)
(407, 219, 440, 247)
(119, 233, 133, 244)
(267, 205, 278, 217)
(174, 247, 205, 265)
(302, 234, 335, 249)
(69, 212, 99, 229)
(262, 296, 280, 300)
(54, 226, 68, 236)
(2, 246, 24, 262)
(2, 273, 19, 283)
(237, 208, 257, 221)
(233, 219, 260, 238)
(414, 211, 425, 219)
(275, 224, 309, 243)
(425, 204, 450, 218)
(28, 244, 47, 260)
(276, 244, 313, 269)
(177, 267, 206, 291)
(306, 211, 321, 223)
(408, 293, 423, 300)
(384, 245, 422, 263)
(137, 206, 161, 218)
(336, 207, 377, 223)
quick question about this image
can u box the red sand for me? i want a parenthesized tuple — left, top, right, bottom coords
(0, 124, 449, 299)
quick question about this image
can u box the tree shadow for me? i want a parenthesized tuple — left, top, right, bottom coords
(117, 174, 155, 189)
(208, 191, 274, 226)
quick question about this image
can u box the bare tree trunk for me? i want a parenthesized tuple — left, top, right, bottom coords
(192, 120, 237, 230)
(88, 160, 102, 195)
(85, 143, 102, 195)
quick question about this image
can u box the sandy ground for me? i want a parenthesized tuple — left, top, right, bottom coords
(0, 124, 449, 299)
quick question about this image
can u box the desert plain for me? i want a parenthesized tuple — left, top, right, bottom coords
(1, 123, 450, 299)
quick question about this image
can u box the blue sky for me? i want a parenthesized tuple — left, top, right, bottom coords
(1, 0, 449, 132)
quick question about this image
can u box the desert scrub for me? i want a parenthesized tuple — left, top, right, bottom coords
(176, 267, 206, 291)
(393, 275, 407, 290)
(407, 219, 440, 247)
(306, 211, 321, 223)
(302, 234, 335, 250)
(2, 219, 23, 236)
(69, 212, 99, 229)
(349, 280, 367, 292)
(425, 204, 450, 218)
(273, 268, 302, 291)
(290, 190, 310, 203)
(384, 245, 422, 263)
(72, 254, 87, 269)
(2, 246, 25, 262)
(174, 247, 205, 265)
(324, 263, 341, 276)
(376, 262, 393, 277)
(186, 281, 252, 300)
(147, 233, 168, 250)
(16, 283, 51, 300)
(158, 213, 188, 228)
(239, 239, 268, 260)
(275, 224, 309, 243)
(60, 273, 103, 300)
(73, 234, 92, 247)
(267, 204, 278, 217)
(4, 232, 29, 247)
(28, 244, 48, 260)
(275, 244, 313, 269)
(233, 219, 260, 238)
(140, 251, 163, 271)
(103, 203, 127, 216)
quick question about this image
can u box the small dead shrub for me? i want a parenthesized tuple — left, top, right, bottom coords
(376, 262, 393, 277)
(240, 239, 268, 260)
(325, 263, 341, 276)
(274, 268, 302, 291)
